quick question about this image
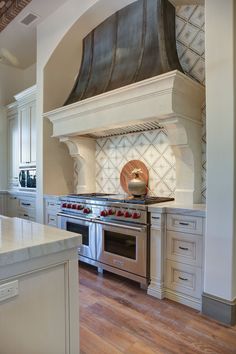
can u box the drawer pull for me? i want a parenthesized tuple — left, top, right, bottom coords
(23, 214, 29, 217)
(152, 216, 160, 220)
(179, 222, 189, 226)
(22, 203, 31, 206)
(179, 246, 189, 251)
(179, 276, 188, 281)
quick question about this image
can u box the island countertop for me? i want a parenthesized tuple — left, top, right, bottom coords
(0, 216, 81, 267)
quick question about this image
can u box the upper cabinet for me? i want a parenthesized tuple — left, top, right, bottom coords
(6, 102, 19, 190)
(14, 85, 36, 167)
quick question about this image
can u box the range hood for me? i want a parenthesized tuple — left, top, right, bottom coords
(44, 0, 205, 204)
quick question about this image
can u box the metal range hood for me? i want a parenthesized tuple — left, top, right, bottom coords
(44, 0, 205, 204)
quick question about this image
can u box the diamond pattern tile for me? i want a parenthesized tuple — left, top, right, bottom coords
(95, 5, 206, 203)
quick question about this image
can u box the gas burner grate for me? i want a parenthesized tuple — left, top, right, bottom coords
(123, 196, 174, 205)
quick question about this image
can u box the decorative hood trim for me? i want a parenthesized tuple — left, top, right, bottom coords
(44, 70, 205, 204)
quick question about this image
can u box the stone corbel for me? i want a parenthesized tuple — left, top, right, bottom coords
(60, 136, 96, 193)
(161, 115, 202, 204)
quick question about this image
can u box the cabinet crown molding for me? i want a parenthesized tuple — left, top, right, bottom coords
(14, 85, 37, 106)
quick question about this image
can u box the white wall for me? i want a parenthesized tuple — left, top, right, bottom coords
(0, 63, 36, 106)
(205, 0, 236, 301)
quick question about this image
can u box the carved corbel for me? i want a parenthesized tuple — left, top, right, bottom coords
(161, 115, 202, 204)
(60, 136, 96, 193)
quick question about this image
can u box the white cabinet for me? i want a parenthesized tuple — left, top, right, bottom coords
(165, 213, 204, 310)
(7, 194, 19, 217)
(7, 193, 36, 221)
(0, 192, 7, 216)
(148, 209, 205, 311)
(18, 195, 36, 221)
(6, 103, 19, 189)
(44, 196, 61, 227)
(14, 85, 36, 167)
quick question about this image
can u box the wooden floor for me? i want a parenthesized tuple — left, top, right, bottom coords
(79, 263, 236, 354)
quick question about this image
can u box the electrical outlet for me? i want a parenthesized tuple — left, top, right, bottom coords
(0, 280, 18, 302)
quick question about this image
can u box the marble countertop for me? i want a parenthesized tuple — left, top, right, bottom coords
(148, 201, 206, 217)
(0, 216, 81, 267)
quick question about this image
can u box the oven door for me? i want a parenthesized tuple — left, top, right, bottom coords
(95, 220, 147, 277)
(58, 213, 96, 260)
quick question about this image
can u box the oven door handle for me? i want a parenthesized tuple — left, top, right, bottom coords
(57, 212, 92, 223)
(93, 219, 146, 232)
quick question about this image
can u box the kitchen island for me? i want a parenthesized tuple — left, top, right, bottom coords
(0, 216, 81, 354)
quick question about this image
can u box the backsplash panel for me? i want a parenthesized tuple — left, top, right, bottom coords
(96, 130, 176, 196)
(96, 5, 206, 202)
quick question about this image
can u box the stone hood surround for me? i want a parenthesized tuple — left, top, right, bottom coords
(44, 70, 205, 204)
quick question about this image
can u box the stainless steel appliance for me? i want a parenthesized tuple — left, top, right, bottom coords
(19, 168, 36, 190)
(58, 193, 173, 286)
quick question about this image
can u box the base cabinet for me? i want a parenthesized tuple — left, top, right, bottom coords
(0, 193, 7, 216)
(44, 196, 61, 227)
(148, 210, 205, 310)
(0, 250, 79, 354)
(6, 193, 36, 221)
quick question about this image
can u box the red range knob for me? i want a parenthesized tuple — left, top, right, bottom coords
(132, 212, 141, 219)
(108, 209, 115, 215)
(116, 210, 124, 217)
(124, 211, 131, 218)
(67, 203, 72, 209)
(72, 204, 77, 209)
(62, 203, 67, 208)
(76, 204, 84, 210)
(83, 207, 91, 214)
(100, 210, 108, 217)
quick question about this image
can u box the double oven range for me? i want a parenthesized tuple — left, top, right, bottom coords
(58, 193, 173, 287)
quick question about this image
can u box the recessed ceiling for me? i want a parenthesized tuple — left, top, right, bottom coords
(0, 0, 69, 69)
(0, 0, 32, 32)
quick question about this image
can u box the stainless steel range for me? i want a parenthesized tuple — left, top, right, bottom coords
(58, 193, 174, 287)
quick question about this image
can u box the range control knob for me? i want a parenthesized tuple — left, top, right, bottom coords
(132, 212, 141, 219)
(108, 209, 115, 215)
(116, 210, 124, 217)
(62, 203, 67, 208)
(100, 210, 108, 217)
(72, 204, 77, 209)
(66, 203, 72, 209)
(124, 211, 131, 218)
(83, 207, 91, 214)
(76, 204, 84, 210)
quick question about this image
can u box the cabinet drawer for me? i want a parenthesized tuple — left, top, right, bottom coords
(46, 200, 61, 211)
(18, 211, 36, 221)
(167, 214, 203, 235)
(151, 213, 161, 227)
(166, 260, 202, 299)
(19, 199, 35, 210)
(46, 213, 58, 227)
(166, 231, 203, 267)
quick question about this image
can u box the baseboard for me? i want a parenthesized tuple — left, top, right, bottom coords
(147, 283, 201, 310)
(147, 282, 165, 299)
(165, 289, 201, 310)
(202, 292, 236, 325)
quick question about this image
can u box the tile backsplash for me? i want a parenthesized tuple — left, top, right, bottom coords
(96, 130, 176, 197)
(96, 5, 206, 202)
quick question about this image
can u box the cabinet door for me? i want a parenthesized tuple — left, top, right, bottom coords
(19, 105, 31, 166)
(8, 115, 19, 187)
(7, 195, 19, 217)
(30, 101, 36, 165)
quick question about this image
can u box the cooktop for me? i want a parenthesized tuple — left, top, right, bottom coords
(68, 193, 174, 205)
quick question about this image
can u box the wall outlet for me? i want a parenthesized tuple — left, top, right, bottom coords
(0, 280, 18, 302)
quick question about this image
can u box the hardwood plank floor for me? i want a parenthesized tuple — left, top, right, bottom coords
(79, 263, 236, 354)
